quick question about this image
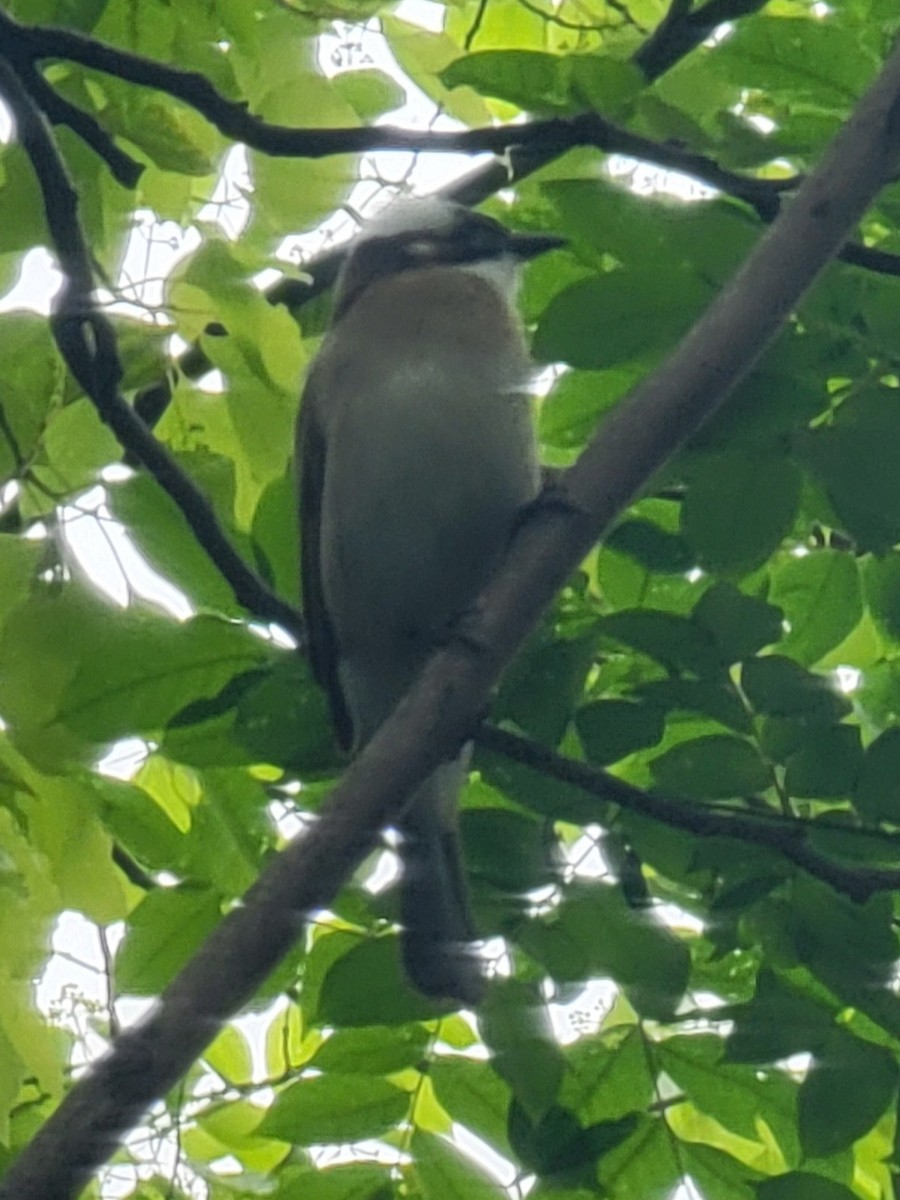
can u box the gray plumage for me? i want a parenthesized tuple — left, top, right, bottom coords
(298, 199, 559, 1003)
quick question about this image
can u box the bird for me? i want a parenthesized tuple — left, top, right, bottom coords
(297, 196, 564, 1005)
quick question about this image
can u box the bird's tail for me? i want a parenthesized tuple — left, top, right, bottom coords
(399, 758, 485, 1006)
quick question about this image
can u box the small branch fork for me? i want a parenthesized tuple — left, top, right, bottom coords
(0, 52, 305, 642)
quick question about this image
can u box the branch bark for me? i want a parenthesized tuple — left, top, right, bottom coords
(4, 29, 900, 1200)
(478, 725, 900, 903)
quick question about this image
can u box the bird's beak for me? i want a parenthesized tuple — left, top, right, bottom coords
(507, 231, 568, 260)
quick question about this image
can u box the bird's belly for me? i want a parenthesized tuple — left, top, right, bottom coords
(321, 381, 537, 732)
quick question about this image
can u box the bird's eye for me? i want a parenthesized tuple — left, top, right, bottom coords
(405, 238, 443, 260)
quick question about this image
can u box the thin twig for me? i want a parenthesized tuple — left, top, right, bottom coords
(477, 725, 900, 903)
(634, 0, 769, 79)
(0, 51, 305, 642)
(15, 58, 142, 187)
(464, 0, 490, 51)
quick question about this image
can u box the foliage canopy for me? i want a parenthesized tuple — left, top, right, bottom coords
(2, 0, 900, 1197)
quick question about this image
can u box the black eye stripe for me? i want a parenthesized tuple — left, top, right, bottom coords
(332, 212, 519, 321)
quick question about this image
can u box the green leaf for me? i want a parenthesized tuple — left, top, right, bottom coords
(0, 316, 63, 483)
(798, 1029, 898, 1157)
(480, 981, 565, 1120)
(726, 971, 834, 1065)
(331, 70, 405, 120)
(575, 699, 665, 766)
(105, 475, 240, 615)
(26, 398, 121, 515)
(542, 178, 755, 284)
(267, 1163, 393, 1200)
(601, 610, 721, 675)
(115, 886, 223, 994)
(259, 1074, 408, 1144)
(605, 519, 694, 574)
(682, 451, 801, 574)
(740, 656, 849, 723)
(508, 1103, 636, 1184)
(0, 536, 42, 628)
(63, 613, 279, 742)
(316, 938, 444, 1026)
(691, 583, 784, 663)
(494, 628, 597, 744)
(232, 657, 336, 773)
(251, 472, 301, 603)
(595, 1115, 683, 1198)
(203, 1025, 254, 1087)
(639, 677, 752, 732)
(90, 775, 185, 872)
(561, 1027, 655, 1123)
(309, 1024, 429, 1075)
(799, 389, 900, 553)
(756, 1175, 864, 1200)
(533, 267, 709, 370)
(521, 887, 689, 1019)
(0, 147, 49, 252)
(176, 769, 267, 895)
(783, 721, 862, 796)
(430, 1059, 513, 1157)
(0, 582, 280, 764)
(709, 17, 878, 109)
(864, 551, 900, 641)
(567, 57, 644, 117)
(650, 735, 769, 799)
(658, 1035, 798, 1153)
(442, 50, 570, 113)
(381, 17, 492, 126)
(410, 1131, 506, 1199)
(539, 369, 640, 451)
(854, 727, 900, 821)
(768, 551, 862, 665)
(681, 1142, 761, 1200)
(105, 89, 220, 175)
(463, 807, 556, 893)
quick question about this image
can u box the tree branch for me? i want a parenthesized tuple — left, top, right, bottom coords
(0, 51, 305, 643)
(13, 57, 142, 188)
(477, 725, 900, 903)
(8, 0, 898, 293)
(5, 30, 900, 1200)
(634, 0, 770, 81)
(0, 8, 794, 184)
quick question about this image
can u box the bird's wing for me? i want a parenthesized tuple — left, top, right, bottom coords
(297, 374, 354, 751)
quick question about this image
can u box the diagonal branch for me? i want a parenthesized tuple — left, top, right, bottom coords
(634, 0, 770, 80)
(0, 51, 305, 643)
(477, 725, 900, 903)
(13, 57, 142, 187)
(4, 30, 900, 1200)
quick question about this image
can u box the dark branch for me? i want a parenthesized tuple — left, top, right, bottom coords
(634, 0, 770, 81)
(10, 0, 896, 295)
(478, 725, 900, 903)
(0, 51, 305, 643)
(14, 58, 142, 188)
(4, 6, 899, 324)
(0, 7, 798, 182)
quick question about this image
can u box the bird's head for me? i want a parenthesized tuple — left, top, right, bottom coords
(333, 196, 565, 320)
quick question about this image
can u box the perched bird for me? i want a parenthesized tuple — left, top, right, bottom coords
(297, 196, 563, 1004)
